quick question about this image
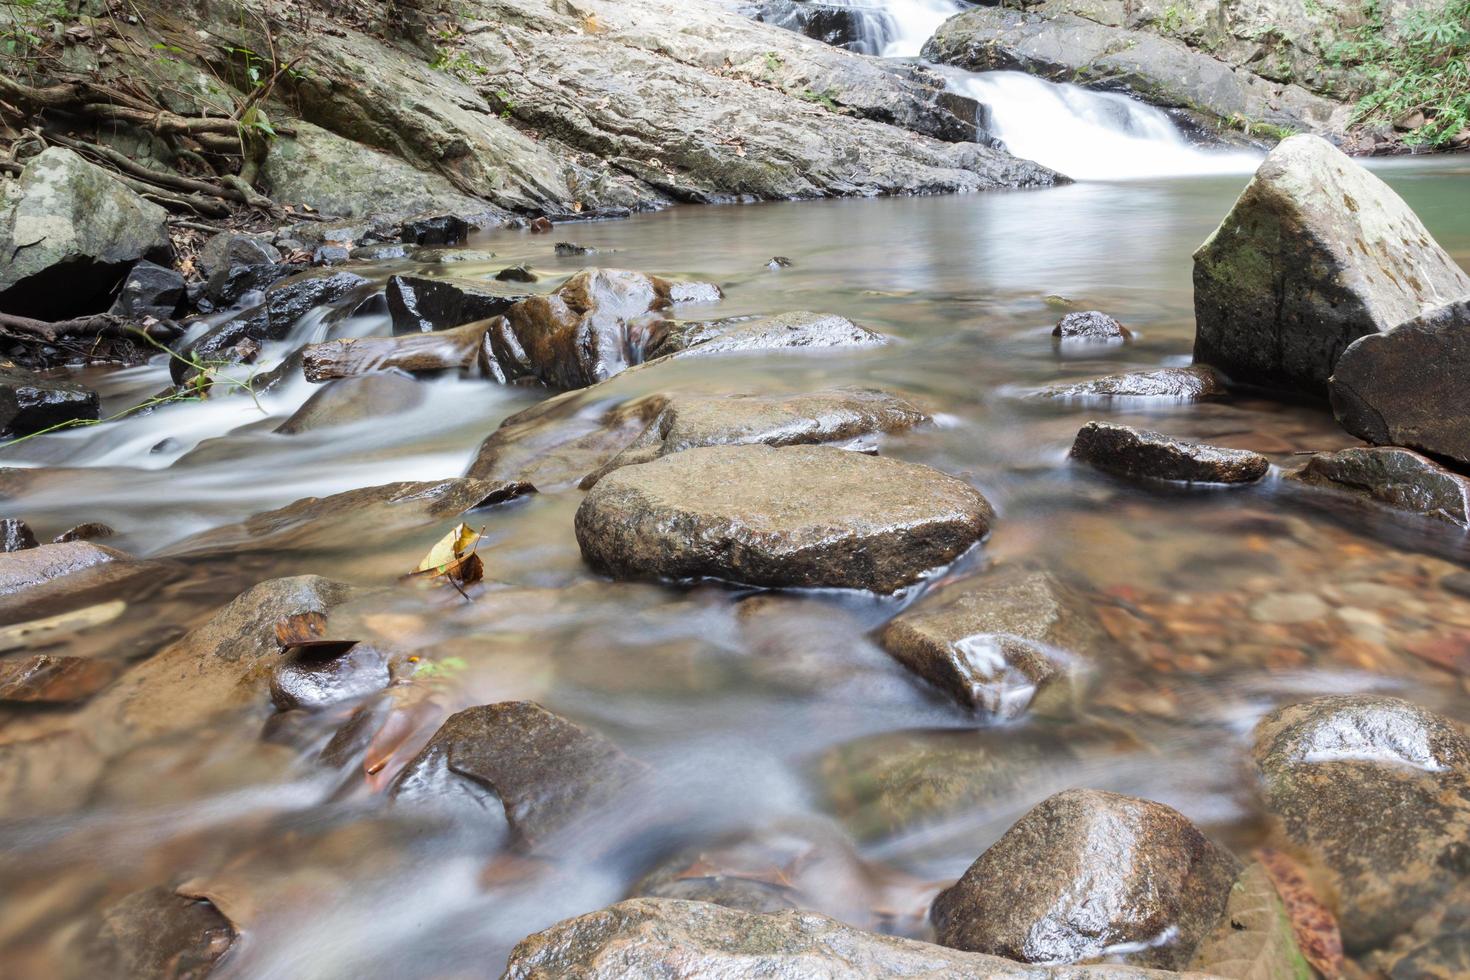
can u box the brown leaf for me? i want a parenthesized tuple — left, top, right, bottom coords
(276, 612, 328, 648)
(1256, 848, 1345, 980)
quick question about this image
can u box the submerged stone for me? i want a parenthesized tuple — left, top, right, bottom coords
(1040, 366, 1227, 401)
(648, 310, 886, 359)
(73, 886, 235, 980)
(1054, 310, 1131, 342)
(1291, 446, 1470, 527)
(574, 444, 991, 593)
(275, 372, 428, 434)
(0, 653, 113, 703)
(1070, 421, 1270, 484)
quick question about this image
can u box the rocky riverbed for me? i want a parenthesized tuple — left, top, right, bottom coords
(2, 5, 1470, 971)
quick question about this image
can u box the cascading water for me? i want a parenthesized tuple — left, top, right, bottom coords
(848, 0, 962, 57)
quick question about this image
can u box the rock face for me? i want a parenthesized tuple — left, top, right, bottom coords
(390, 701, 646, 850)
(924, 6, 1347, 140)
(1039, 366, 1226, 401)
(503, 897, 1201, 979)
(0, 147, 171, 318)
(1330, 297, 1470, 468)
(581, 387, 930, 487)
(1192, 135, 1470, 394)
(931, 789, 1242, 970)
(0, 365, 100, 437)
(1054, 311, 1130, 342)
(1252, 695, 1470, 951)
(880, 565, 1106, 719)
(1291, 446, 1470, 527)
(575, 444, 992, 593)
(1071, 421, 1270, 484)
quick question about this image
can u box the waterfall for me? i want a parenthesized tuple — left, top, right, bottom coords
(958, 71, 1261, 180)
(854, 0, 962, 57)
(752, 0, 961, 57)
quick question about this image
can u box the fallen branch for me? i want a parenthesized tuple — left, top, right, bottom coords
(0, 312, 176, 344)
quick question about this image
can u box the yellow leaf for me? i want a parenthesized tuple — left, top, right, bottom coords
(415, 522, 480, 575)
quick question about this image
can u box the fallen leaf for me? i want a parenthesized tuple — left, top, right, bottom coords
(1190, 862, 1311, 980)
(276, 611, 328, 647)
(408, 523, 486, 596)
(1256, 848, 1346, 980)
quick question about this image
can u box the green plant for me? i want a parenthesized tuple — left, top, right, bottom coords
(763, 50, 781, 75)
(0, 0, 72, 61)
(799, 87, 840, 111)
(1158, 3, 1184, 33)
(412, 656, 467, 679)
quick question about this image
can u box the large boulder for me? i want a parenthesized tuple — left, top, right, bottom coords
(1251, 695, 1470, 951)
(0, 147, 171, 318)
(0, 365, 100, 437)
(574, 444, 992, 593)
(931, 789, 1242, 970)
(1290, 446, 1470, 528)
(1070, 421, 1269, 485)
(1192, 135, 1470, 394)
(1330, 297, 1470, 468)
(880, 565, 1107, 719)
(389, 700, 647, 850)
(503, 897, 1205, 979)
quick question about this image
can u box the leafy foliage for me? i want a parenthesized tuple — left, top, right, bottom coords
(1329, 0, 1470, 147)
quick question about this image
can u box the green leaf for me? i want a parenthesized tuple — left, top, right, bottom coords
(1189, 863, 1312, 980)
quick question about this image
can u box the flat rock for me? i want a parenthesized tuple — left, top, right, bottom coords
(0, 653, 113, 703)
(581, 387, 930, 487)
(574, 444, 992, 593)
(931, 788, 1242, 969)
(503, 897, 1201, 979)
(390, 700, 647, 850)
(0, 147, 171, 318)
(1193, 135, 1470, 394)
(880, 565, 1106, 719)
(275, 372, 428, 434)
(1071, 421, 1269, 484)
(1291, 446, 1470, 527)
(385, 273, 533, 334)
(1054, 310, 1131, 342)
(302, 319, 492, 382)
(649, 311, 887, 359)
(1039, 365, 1226, 401)
(0, 365, 100, 437)
(0, 541, 126, 596)
(1252, 695, 1470, 950)
(1330, 296, 1470, 468)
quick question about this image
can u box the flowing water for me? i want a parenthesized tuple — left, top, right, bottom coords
(4, 155, 1470, 977)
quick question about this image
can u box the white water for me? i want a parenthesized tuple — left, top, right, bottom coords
(958, 72, 1260, 180)
(868, 0, 961, 57)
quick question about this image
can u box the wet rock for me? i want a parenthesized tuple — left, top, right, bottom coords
(1291, 447, 1470, 528)
(649, 311, 888, 359)
(1071, 421, 1270, 484)
(108, 260, 185, 320)
(0, 653, 113, 703)
(496, 264, 538, 283)
(199, 231, 282, 277)
(179, 269, 373, 380)
(269, 642, 390, 711)
(880, 565, 1106, 719)
(0, 518, 37, 552)
(1193, 135, 1470, 394)
(203, 259, 294, 309)
(275, 373, 427, 434)
(1039, 365, 1227, 401)
(931, 789, 1242, 969)
(72, 886, 235, 980)
(0, 147, 171, 318)
(400, 212, 470, 246)
(580, 387, 930, 487)
(502, 897, 1192, 979)
(390, 700, 647, 850)
(555, 241, 596, 256)
(410, 248, 498, 265)
(0, 540, 125, 596)
(0, 364, 101, 437)
(385, 273, 534, 334)
(1054, 310, 1131, 342)
(52, 522, 115, 543)
(767, 256, 794, 270)
(302, 318, 492, 382)
(310, 243, 351, 266)
(1252, 695, 1470, 951)
(349, 243, 409, 262)
(575, 444, 991, 593)
(1330, 297, 1470, 469)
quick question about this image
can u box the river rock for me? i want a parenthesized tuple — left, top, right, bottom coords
(575, 444, 992, 593)
(581, 387, 930, 487)
(1291, 446, 1470, 528)
(200, 231, 282, 277)
(0, 540, 125, 596)
(399, 212, 470, 246)
(275, 372, 427, 433)
(390, 700, 647, 850)
(648, 311, 887, 359)
(1252, 694, 1470, 951)
(72, 886, 235, 980)
(1, 518, 37, 551)
(53, 522, 116, 543)
(0, 653, 113, 703)
(503, 897, 1199, 979)
(1193, 135, 1470, 394)
(1330, 297, 1470, 469)
(1071, 421, 1270, 484)
(385, 274, 534, 334)
(0, 147, 171, 318)
(931, 789, 1242, 969)
(0, 365, 100, 437)
(1054, 310, 1131, 342)
(108, 259, 185, 320)
(1039, 365, 1227, 401)
(269, 642, 390, 711)
(880, 565, 1106, 719)
(302, 319, 492, 382)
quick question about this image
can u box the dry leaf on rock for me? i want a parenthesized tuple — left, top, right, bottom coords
(1190, 862, 1312, 980)
(1257, 847, 1346, 980)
